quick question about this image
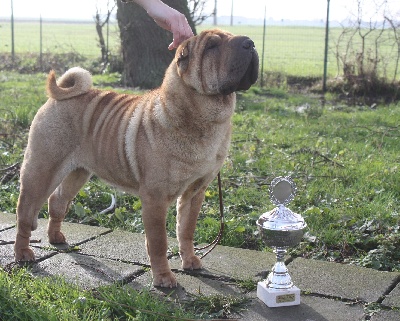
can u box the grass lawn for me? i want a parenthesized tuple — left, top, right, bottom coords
(0, 268, 199, 320)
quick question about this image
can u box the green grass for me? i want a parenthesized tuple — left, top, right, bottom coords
(230, 88, 400, 270)
(0, 267, 199, 320)
(1, 20, 399, 79)
(0, 266, 251, 320)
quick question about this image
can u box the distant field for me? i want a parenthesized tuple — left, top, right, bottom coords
(0, 21, 120, 57)
(0, 20, 398, 79)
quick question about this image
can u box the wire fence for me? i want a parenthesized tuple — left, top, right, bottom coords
(1, 0, 400, 86)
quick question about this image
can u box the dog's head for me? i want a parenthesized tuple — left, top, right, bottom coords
(175, 29, 259, 95)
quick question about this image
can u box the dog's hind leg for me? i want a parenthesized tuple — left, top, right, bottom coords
(176, 185, 206, 270)
(48, 168, 91, 244)
(15, 168, 65, 261)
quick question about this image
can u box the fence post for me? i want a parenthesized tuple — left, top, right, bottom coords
(106, 11, 110, 65)
(11, 0, 15, 64)
(323, 0, 331, 93)
(213, 0, 217, 25)
(260, 5, 266, 88)
(40, 15, 43, 70)
(230, 0, 233, 26)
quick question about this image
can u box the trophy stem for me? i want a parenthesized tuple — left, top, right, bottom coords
(257, 245, 300, 307)
(266, 247, 293, 289)
(275, 247, 286, 262)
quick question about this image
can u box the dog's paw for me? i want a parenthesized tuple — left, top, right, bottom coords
(153, 271, 177, 288)
(182, 255, 202, 270)
(48, 231, 66, 244)
(15, 247, 35, 262)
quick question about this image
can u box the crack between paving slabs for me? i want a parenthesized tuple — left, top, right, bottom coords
(302, 291, 368, 305)
(28, 228, 114, 252)
(302, 290, 400, 320)
(67, 258, 149, 285)
(378, 273, 400, 303)
(0, 224, 17, 234)
(1, 229, 117, 272)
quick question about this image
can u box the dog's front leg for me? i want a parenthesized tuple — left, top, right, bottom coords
(176, 186, 206, 270)
(141, 197, 176, 288)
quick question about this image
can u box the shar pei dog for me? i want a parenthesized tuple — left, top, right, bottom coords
(14, 29, 259, 287)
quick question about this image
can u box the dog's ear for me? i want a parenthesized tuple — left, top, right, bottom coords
(177, 45, 189, 74)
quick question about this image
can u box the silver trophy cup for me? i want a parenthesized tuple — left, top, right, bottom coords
(256, 176, 306, 307)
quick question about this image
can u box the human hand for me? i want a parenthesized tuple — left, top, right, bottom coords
(141, 0, 194, 50)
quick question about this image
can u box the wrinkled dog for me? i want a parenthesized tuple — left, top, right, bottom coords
(15, 29, 259, 287)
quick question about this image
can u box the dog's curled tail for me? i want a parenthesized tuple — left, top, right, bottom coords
(46, 67, 93, 100)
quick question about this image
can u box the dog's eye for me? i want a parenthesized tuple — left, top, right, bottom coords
(206, 42, 218, 50)
(205, 36, 221, 50)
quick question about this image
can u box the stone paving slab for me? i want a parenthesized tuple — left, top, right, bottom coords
(79, 230, 179, 265)
(128, 271, 367, 321)
(381, 282, 400, 308)
(31, 252, 144, 289)
(0, 243, 56, 267)
(241, 293, 366, 321)
(128, 271, 243, 300)
(288, 257, 400, 303)
(0, 212, 16, 230)
(370, 309, 400, 321)
(170, 245, 277, 281)
(0, 218, 111, 250)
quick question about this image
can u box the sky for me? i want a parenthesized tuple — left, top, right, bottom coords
(1, 0, 400, 22)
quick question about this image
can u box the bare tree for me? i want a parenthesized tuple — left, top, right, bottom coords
(329, 0, 400, 100)
(333, 0, 390, 81)
(385, 15, 400, 82)
(94, 0, 116, 68)
(353, 0, 387, 77)
(188, 0, 213, 26)
(333, 25, 358, 78)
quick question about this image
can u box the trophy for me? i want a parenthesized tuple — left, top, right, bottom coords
(256, 176, 306, 307)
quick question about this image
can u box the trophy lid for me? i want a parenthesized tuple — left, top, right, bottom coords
(257, 177, 306, 231)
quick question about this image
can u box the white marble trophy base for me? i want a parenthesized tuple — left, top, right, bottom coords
(257, 281, 300, 307)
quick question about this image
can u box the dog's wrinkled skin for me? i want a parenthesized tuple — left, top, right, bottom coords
(14, 29, 258, 287)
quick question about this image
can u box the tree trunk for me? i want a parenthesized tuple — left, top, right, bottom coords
(117, 0, 196, 89)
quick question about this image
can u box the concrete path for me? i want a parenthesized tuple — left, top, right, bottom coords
(1, 212, 399, 320)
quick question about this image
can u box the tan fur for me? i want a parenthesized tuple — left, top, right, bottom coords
(14, 29, 258, 287)
(47, 67, 93, 100)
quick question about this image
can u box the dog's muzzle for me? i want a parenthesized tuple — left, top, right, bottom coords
(219, 37, 259, 95)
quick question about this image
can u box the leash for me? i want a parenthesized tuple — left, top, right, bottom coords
(194, 172, 225, 259)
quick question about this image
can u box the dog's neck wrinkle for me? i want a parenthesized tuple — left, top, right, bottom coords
(160, 66, 235, 127)
(161, 89, 234, 130)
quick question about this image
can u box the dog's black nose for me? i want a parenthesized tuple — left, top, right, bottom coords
(242, 38, 254, 50)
